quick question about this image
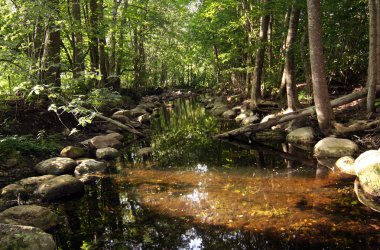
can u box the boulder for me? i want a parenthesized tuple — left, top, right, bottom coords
(335, 156, 356, 175)
(222, 109, 237, 119)
(110, 114, 130, 124)
(137, 114, 151, 124)
(36, 175, 84, 201)
(286, 127, 315, 144)
(235, 113, 248, 123)
(314, 137, 359, 158)
(0, 223, 56, 250)
(60, 146, 86, 159)
(18, 175, 56, 192)
(137, 147, 153, 157)
(354, 150, 380, 196)
(74, 159, 107, 183)
(1, 184, 27, 199)
(241, 115, 260, 125)
(130, 107, 148, 118)
(0, 205, 58, 231)
(130, 121, 142, 128)
(35, 157, 77, 175)
(84, 133, 123, 149)
(211, 104, 229, 116)
(112, 110, 130, 117)
(96, 147, 119, 160)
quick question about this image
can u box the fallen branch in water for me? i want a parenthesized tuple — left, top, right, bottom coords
(215, 87, 380, 139)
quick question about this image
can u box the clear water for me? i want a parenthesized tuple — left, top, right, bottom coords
(53, 98, 380, 249)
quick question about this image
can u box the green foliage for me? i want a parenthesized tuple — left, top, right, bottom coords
(87, 88, 123, 111)
(0, 134, 60, 160)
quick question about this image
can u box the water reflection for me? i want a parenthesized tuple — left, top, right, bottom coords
(53, 97, 380, 249)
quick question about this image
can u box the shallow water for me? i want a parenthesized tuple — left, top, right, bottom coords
(54, 98, 380, 249)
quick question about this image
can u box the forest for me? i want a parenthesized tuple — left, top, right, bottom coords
(2, 0, 380, 249)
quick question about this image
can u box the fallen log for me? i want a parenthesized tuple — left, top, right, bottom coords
(94, 113, 145, 138)
(215, 87, 380, 139)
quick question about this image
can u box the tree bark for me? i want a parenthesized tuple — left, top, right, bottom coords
(71, 0, 85, 79)
(108, 0, 120, 76)
(215, 86, 380, 139)
(41, 0, 61, 87)
(368, 0, 379, 112)
(251, 0, 270, 107)
(307, 0, 333, 135)
(284, 6, 301, 111)
(88, 0, 99, 86)
(98, 0, 108, 86)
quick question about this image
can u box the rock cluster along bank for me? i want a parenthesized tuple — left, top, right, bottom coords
(0, 90, 198, 249)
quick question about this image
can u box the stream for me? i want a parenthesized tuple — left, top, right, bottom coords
(53, 97, 380, 249)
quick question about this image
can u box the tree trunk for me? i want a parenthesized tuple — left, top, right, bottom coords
(41, 0, 61, 87)
(284, 6, 301, 111)
(71, 0, 85, 79)
(213, 42, 221, 85)
(98, 0, 108, 86)
(251, 0, 270, 107)
(301, 27, 312, 100)
(30, 18, 44, 83)
(89, 0, 99, 86)
(368, 0, 379, 112)
(108, 0, 120, 76)
(307, 0, 333, 135)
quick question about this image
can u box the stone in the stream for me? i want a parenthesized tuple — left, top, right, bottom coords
(18, 175, 56, 192)
(130, 107, 148, 118)
(1, 184, 27, 199)
(241, 115, 260, 125)
(130, 120, 142, 128)
(314, 137, 359, 158)
(354, 150, 380, 196)
(60, 146, 86, 159)
(74, 159, 107, 183)
(0, 205, 58, 231)
(235, 113, 248, 123)
(222, 109, 237, 119)
(110, 114, 130, 124)
(335, 156, 356, 175)
(0, 223, 56, 250)
(137, 113, 151, 124)
(96, 147, 119, 160)
(36, 175, 84, 201)
(35, 157, 77, 175)
(83, 133, 123, 149)
(211, 104, 229, 116)
(286, 127, 315, 144)
(113, 110, 131, 117)
(137, 147, 153, 157)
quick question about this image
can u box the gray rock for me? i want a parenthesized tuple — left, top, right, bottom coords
(83, 133, 123, 149)
(1, 184, 27, 199)
(75, 159, 107, 176)
(241, 115, 260, 125)
(112, 110, 130, 117)
(335, 156, 356, 175)
(0, 205, 58, 231)
(0, 223, 56, 250)
(286, 127, 315, 144)
(137, 147, 153, 157)
(110, 114, 130, 124)
(211, 104, 229, 116)
(36, 175, 84, 201)
(35, 157, 77, 175)
(60, 146, 86, 159)
(96, 147, 119, 160)
(222, 109, 237, 119)
(235, 113, 248, 123)
(137, 113, 151, 124)
(130, 107, 148, 118)
(18, 175, 56, 191)
(314, 137, 359, 158)
(354, 150, 380, 196)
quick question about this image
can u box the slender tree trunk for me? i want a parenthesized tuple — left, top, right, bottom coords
(301, 27, 312, 100)
(251, 0, 270, 107)
(71, 0, 85, 79)
(89, 0, 99, 86)
(307, 0, 333, 135)
(284, 6, 301, 111)
(41, 0, 61, 87)
(109, 0, 120, 76)
(116, 0, 129, 76)
(213, 42, 221, 85)
(30, 18, 44, 83)
(98, 0, 108, 86)
(368, 0, 379, 112)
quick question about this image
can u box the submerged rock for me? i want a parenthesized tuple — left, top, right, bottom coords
(286, 127, 315, 144)
(35, 157, 77, 175)
(36, 175, 84, 201)
(0, 223, 56, 250)
(60, 146, 86, 159)
(96, 147, 119, 160)
(314, 137, 358, 158)
(0, 205, 58, 231)
(74, 159, 107, 183)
